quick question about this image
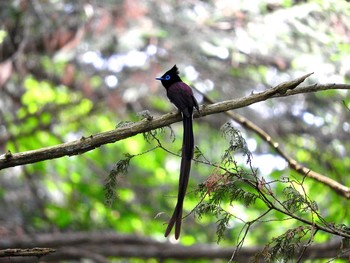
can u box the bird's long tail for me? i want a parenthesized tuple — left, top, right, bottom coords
(165, 112, 194, 239)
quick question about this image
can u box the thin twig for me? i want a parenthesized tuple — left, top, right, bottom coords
(0, 248, 55, 257)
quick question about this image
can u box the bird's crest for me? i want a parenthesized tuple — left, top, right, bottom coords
(169, 65, 179, 75)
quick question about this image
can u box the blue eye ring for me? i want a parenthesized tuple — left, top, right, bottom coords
(165, 75, 170, 80)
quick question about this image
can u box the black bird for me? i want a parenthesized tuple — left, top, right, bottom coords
(156, 65, 199, 239)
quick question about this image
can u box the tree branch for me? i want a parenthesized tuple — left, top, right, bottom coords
(1, 74, 349, 170)
(196, 87, 350, 198)
(0, 232, 347, 262)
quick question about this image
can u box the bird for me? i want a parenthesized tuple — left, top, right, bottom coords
(156, 65, 199, 239)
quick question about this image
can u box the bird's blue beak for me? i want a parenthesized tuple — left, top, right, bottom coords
(155, 77, 164, 80)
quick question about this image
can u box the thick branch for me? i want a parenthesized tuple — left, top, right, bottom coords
(0, 232, 347, 262)
(1, 74, 349, 170)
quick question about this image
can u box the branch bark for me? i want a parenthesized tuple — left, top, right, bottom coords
(1, 74, 349, 171)
(0, 232, 347, 262)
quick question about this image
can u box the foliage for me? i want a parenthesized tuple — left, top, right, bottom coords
(104, 153, 132, 207)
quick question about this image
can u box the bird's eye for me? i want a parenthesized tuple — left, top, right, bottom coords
(165, 75, 171, 80)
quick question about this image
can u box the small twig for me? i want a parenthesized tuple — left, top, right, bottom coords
(0, 247, 55, 257)
(229, 208, 272, 262)
(296, 228, 318, 263)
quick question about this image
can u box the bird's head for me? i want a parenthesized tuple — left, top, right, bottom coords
(156, 65, 181, 89)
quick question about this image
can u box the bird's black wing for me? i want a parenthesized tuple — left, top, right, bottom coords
(166, 82, 197, 118)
